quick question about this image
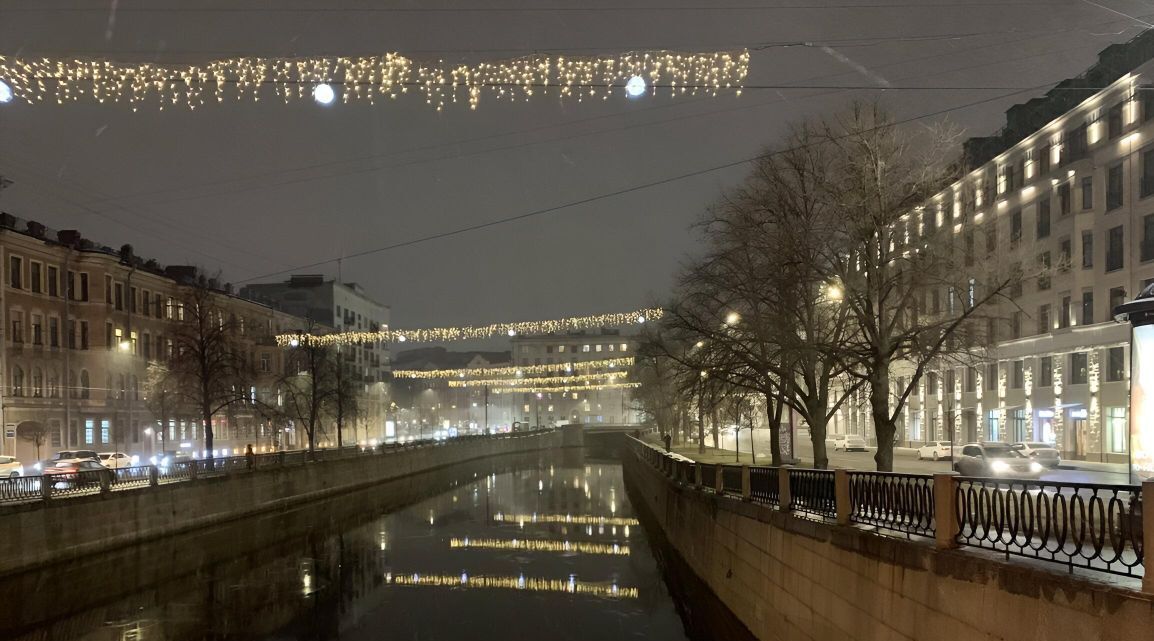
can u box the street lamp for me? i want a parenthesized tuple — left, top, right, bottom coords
(724, 311, 741, 326)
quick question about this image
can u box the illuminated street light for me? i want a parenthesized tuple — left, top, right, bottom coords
(0, 79, 12, 104)
(826, 283, 844, 301)
(118, 340, 132, 352)
(625, 75, 646, 98)
(313, 83, 336, 105)
(724, 311, 740, 326)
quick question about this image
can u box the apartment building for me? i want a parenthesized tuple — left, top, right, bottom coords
(511, 329, 641, 426)
(834, 59, 1154, 465)
(0, 216, 307, 463)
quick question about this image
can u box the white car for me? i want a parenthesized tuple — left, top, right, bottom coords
(830, 434, 868, 452)
(98, 451, 138, 469)
(917, 441, 954, 461)
(0, 455, 24, 478)
(1010, 442, 1062, 469)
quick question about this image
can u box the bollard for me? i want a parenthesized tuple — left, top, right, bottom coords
(149, 465, 159, 487)
(741, 465, 751, 501)
(99, 471, 111, 494)
(1143, 480, 1154, 594)
(932, 473, 960, 550)
(779, 466, 792, 511)
(834, 468, 851, 526)
(715, 466, 724, 493)
(694, 464, 703, 488)
(40, 475, 52, 501)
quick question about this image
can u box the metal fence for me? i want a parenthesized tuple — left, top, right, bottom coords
(721, 466, 743, 496)
(699, 463, 718, 490)
(0, 429, 555, 506)
(788, 469, 837, 518)
(849, 471, 935, 538)
(750, 466, 779, 506)
(955, 477, 1144, 578)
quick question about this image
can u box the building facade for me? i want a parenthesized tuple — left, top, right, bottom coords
(510, 329, 641, 427)
(0, 216, 308, 463)
(391, 347, 513, 439)
(241, 275, 391, 442)
(833, 60, 1154, 465)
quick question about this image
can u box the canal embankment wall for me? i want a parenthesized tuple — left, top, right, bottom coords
(623, 442, 1154, 641)
(0, 430, 565, 577)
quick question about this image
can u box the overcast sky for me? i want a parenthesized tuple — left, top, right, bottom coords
(0, 0, 1151, 332)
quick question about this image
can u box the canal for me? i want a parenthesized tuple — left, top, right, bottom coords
(0, 449, 745, 640)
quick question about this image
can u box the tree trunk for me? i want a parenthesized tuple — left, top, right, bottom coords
(710, 409, 720, 449)
(764, 392, 782, 466)
(807, 394, 830, 469)
(202, 401, 214, 468)
(697, 387, 705, 454)
(871, 358, 896, 471)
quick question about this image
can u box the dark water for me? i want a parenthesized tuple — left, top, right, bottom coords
(0, 450, 720, 641)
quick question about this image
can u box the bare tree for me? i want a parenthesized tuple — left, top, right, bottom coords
(17, 422, 48, 462)
(280, 324, 338, 454)
(143, 362, 184, 451)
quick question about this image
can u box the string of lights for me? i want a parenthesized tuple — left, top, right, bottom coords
(492, 382, 641, 394)
(447, 372, 627, 388)
(449, 537, 629, 556)
(393, 357, 634, 379)
(387, 572, 638, 598)
(277, 308, 661, 346)
(0, 50, 748, 110)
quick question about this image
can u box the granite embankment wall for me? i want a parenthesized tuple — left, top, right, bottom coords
(624, 444, 1154, 641)
(0, 430, 563, 576)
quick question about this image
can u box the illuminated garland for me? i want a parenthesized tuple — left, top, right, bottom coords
(388, 572, 638, 598)
(493, 382, 641, 394)
(493, 513, 638, 527)
(277, 308, 662, 346)
(394, 357, 634, 380)
(0, 51, 748, 110)
(450, 537, 629, 556)
(448, 372, 627, 388)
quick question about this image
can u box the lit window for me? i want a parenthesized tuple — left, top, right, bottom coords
(620, 343, 628, 352)
(595, 344, 603, 352)
(608, 344, 615, 352)
(1107, 407, 1128, 453)
(558, 345, 566, 353)
(582, 345, 590, 353)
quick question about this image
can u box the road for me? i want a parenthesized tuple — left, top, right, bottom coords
(682, 431, 1133, 485)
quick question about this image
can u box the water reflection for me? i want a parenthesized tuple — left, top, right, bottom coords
(1, 455, 690, 641)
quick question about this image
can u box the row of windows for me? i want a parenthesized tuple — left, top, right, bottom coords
(529, 343, 631, 355)
(902, 347, 1125, 401)
(8, 255, 90, 300)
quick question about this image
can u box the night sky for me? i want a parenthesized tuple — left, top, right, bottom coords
(0, 0, 1148, 331)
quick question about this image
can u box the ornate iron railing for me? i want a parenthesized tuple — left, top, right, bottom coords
(787, 469, 837, 518)
(698, 463, 718, 489)
(112, 466, 153, 490)
(721, 465, 743, 496)
(0, 474, 42, 502)
(849, 471, 935, 538)
(750, 466, 780, 506)
(955, 478, 1143, 577)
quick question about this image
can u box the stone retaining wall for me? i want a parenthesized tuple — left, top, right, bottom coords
(624, 444, 1154, 641)
(0, 431, 560, 577)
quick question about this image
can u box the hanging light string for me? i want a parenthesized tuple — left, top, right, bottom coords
(0, 50, 748, 110)
(393, 356, 634, 379)
(448, 371, 627, 388)
(492, 382, 641, 394)
(278, 308, 661, 347)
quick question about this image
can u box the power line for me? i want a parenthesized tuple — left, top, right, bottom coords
(0, 3, 1086, 13)
(234, 85, 1049, 285)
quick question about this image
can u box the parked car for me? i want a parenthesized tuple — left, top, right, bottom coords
(829, 434, 868, 452)
(917, 441, 954, 461)
(1010, 442, 1061, 468)
(42, 459, 114, 488)
(0, 455, 24, 478)
(98, 452, 138, 469)
(953, 442, 1045, 477)
(33, 450, 99, 473)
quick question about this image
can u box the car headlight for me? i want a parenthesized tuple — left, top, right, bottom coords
(33, 462, 41, 471)
(149, 455, 158, 466)
(990, 460, 1011, 474)
(1029, 461, 1044, 473)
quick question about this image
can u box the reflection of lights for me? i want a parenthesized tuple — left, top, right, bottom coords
(538, 480, 544, 491)
(624, 525, 631, 538)
(494, 513, 639, 526)
(388, 573, 639, 598)
(450, 537, 630, 556)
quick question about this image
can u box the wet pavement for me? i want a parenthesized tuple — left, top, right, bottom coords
(1, 451, 701, 640)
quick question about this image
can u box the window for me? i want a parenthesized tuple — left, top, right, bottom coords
(31, 368, 42, 397)
(986, 363, 998, 391)
(84, 419, 94, 445)
(1036, 198, 1050, 238)
(10, 312, 22, 344)
(557, 345, 566, 353)
(1038, 252, 1051, 290)
(1107, 163, 1124, 211)
(1012, 311, 1023, 339)
(114, 283, 124, 310)
(1011, 360, 1024, 389)
(1144, 215, 1154, 262)
(1108, 346, 1125, 382)
(46, 266, 58, 297)
(1069, 353, 1088, 385)
(80, 321, 89, 350)
(154, 295, 162, 317)
(1058, 181, 1071, 215)
(1040, 356, 1053, 387)
(1108, 102, 1124, 139)
(582, 345, 590, 352)
(1081, 176, 1093, 209)
(1107, 407, 1128, 453)
(100, 419, 110, 444)
(595, 344, 603, 352)
(105, 323, 113, 350)
(29, 261, 41, 294)
(1143, 148, 1154, 198)
(927, 372, 938, 394)
(1011, 210, 1022, 247)
(1106, 225, 1124, 272)
(11, 365, 23, 396)
(105, 275, 113, 304)
(1082, 230, 1094, 269)
(1059, 238, 1072, 272)
(49, 317, 58, 347)
(143, 333, 151, 360)
(129, 286, 137, 313)
(260, 353, 271, 372)
(620, 343, 629, 352)
(1110, 287, 1126, 315)
(79, 272, 89, 301)
(1038, 144, 1051, 176)
(985, 222, 997, 253)
(965, 366, 977, 393)
(1037, 304, 1050, 334)
(31, 314, 42, 345)
(1083, 290, 1095, 325)
(1060, 295, 1071, 329)
(8, 256, 20, 289)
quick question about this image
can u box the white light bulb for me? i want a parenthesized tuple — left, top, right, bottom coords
(313, 83, 336, 105)
(507, 329, 517, 336)
(625, 75, 646, 98)
(0, 80, 12, 104)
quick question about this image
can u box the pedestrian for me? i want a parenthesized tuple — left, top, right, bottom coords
(245, 443, 255, 470)
(663, 432, 672, 452)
